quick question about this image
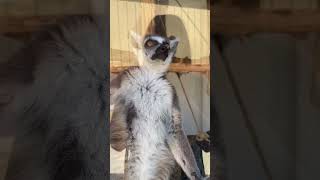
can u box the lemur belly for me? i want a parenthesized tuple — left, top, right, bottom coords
(124, 70, 176, 180)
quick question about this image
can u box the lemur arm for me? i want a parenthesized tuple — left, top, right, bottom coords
(110, 72, 124, 104)
(110, 102, 129, 151)
(167, 105, 205, 180)
(110, 72, 129, 152)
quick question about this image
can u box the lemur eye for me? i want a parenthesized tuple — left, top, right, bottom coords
(145, 40, 158, 48)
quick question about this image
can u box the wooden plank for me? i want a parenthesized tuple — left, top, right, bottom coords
(194, 6, 201, 63)
(110, 0, 120, 51)
(187, 7, 196, 61)
(200, 6, 210, 64)
(212, 6, 320, 34)
(110, 48, 209, 67)
(127, 1, 138, 66)
(117, 0, 130, 66)
(110, 63, 210, 73)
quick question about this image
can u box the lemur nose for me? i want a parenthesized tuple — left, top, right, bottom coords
(160, 46, 167, 52)
(160, 44, 169, 52)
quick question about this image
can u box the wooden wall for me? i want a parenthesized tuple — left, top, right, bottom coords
(0, 0, 210, 71)
(110, 0, 210, 67)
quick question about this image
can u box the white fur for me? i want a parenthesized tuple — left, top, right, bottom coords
(147, 36, 165, 44)
(118, 68, 176, 179)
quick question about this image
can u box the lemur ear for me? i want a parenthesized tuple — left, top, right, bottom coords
(130, 31, 143, 49)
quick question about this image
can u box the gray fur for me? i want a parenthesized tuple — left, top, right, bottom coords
(110, 34, 206, 180)
(1, 16, 108, 180)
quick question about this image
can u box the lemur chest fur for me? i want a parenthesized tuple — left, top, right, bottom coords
(120, 68, 176, 179)
(122, 68, 173, 121)
(120, 68, 174, 144)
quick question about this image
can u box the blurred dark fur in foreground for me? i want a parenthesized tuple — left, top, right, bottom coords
(0, 16, 108, 180)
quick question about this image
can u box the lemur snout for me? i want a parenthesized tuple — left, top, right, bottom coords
(140, 34, 179, 61)
(160, 43, 170, 52)
(159, 46, 167, 52)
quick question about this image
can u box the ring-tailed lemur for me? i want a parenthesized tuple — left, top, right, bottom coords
(110, 32, 208, 180)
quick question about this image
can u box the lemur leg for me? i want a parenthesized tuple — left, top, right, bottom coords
(167, 107, 205, 180)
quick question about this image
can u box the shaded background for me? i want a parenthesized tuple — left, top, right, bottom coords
(0, 0, 108, 179)
(212, 0, 320, 180)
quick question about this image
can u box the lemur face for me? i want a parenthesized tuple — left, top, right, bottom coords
(143, 35, 179, 62)
(130, 31, 179, 71)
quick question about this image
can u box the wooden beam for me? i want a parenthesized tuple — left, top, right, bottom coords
(111, 64, 210, 73)
(211, 6, 320, 34)
(111, 48, 209, 68)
